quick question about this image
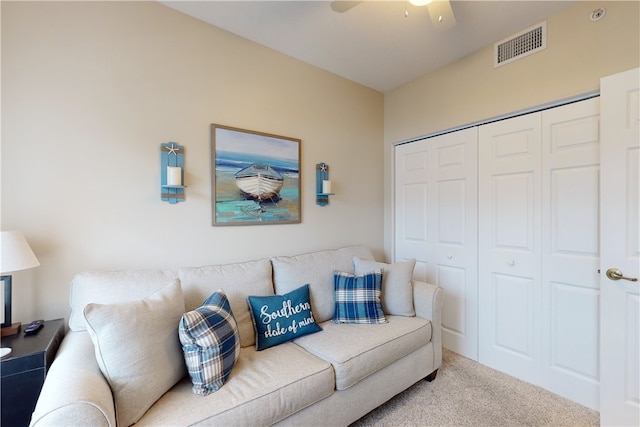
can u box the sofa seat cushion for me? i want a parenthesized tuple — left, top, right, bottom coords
(136, 342, 334, 426)
(293, 315, 431, 391)
(271, 245, 375, 323)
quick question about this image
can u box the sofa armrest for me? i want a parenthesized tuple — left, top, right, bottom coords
(30, 331, 115, 427)
(412, 280, 445, 370)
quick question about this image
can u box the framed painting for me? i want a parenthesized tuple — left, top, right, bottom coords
(211, 124, 301, 226)
(1, 276, 10, 328)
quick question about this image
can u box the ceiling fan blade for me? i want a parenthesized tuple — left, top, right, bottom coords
(426, 0, 456, 31)
(330, 1, 363, 13)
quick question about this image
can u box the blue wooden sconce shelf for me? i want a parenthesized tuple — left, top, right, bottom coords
(161, 142, 186, 204)
(316, 162, 334, 206)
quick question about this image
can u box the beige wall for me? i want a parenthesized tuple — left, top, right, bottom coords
(1, 1, 384, 323)
(383, 0, 640, 259)
(4, 1, 638, 325)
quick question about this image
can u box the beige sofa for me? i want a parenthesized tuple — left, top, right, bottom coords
(30, 246, 444, 426)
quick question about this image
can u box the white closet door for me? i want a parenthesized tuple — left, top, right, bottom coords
(479, 98, 601, 406)
(395, 127, 478, 359)
(541, 97, 601, 410)
(478, 112, 543, 385)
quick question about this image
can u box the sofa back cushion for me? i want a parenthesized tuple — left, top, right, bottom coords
(179, 259, 273, 348)
(69, 269, 178, 331)
(271, 246, 375, 323)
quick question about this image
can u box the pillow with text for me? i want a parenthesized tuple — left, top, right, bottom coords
(247, 284, 322, 351)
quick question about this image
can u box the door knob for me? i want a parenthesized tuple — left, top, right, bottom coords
(606, 268, 638, 282)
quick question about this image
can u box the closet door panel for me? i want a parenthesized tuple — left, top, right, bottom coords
(493, 274, 535, 357)
(488, 124, 538, 170)
(493, 172, 535, 250)
(550, 166, 599, 255)
(402, 183, 428, 242)
(542, 97, 601, 410)
(395, 141, 437, 294)
(395, 127, 478, 359)
(550, 283, 599, 377)
(438, 264, 467, 338)
(431, 128, 478, 359)
(479, 112, 542, 384)
(437, 179, 465, 244)
(395, 143, 431, 262)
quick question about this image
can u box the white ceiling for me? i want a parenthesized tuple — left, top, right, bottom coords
(159, 0, 580, 93)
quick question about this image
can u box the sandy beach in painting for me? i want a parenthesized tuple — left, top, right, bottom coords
(215, 170, 300, 223)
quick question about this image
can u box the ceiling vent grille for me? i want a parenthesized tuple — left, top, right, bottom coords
(494, 21, 546, 67)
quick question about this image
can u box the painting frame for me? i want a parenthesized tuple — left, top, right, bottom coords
(211, 124, 301, 226)
(1, 276, 11, 328)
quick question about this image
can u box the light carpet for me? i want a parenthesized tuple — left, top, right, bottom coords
(351, 348, 599, 426)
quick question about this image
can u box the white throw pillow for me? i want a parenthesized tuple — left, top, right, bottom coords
(353, 257, 416, 316)
(83, 278, 186, 426)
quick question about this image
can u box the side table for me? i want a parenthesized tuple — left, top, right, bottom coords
(1, 318, 65, 427)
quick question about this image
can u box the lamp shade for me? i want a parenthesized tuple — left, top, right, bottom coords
(1, 230, 40, 274)
(409, 0, 432, 6)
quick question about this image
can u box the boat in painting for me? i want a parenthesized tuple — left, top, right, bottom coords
(234, 163, 284, 201)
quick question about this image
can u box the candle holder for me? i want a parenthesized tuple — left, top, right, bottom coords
(161, 142, 186, 204)
(316, 162, 334, 206)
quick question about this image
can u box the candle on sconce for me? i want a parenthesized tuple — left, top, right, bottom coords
(167, 166, 182, 186)
(322, 179, 332, 194)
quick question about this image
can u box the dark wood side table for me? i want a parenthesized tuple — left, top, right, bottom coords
(1, 318, 65, 427)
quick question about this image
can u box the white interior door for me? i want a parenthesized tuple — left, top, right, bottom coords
(395, 128, 478, 359)
(600, 67, 640, 426)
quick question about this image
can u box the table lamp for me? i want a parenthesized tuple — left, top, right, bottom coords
(1, 230, 40, 357)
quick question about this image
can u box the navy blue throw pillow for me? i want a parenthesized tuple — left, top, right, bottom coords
(247, 284, 322, 351)
(333, 270, 387, 324)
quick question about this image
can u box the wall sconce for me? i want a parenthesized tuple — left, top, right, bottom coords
(316, 162, 334, 206)
(161, 142, 186, 204)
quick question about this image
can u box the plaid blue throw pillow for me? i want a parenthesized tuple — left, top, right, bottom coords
(247, 284, 322, 351)
(333, 270, 387, 324)
(179, 290, 241, 396)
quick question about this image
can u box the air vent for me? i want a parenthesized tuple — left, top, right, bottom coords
(494, 21, 546, 67)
